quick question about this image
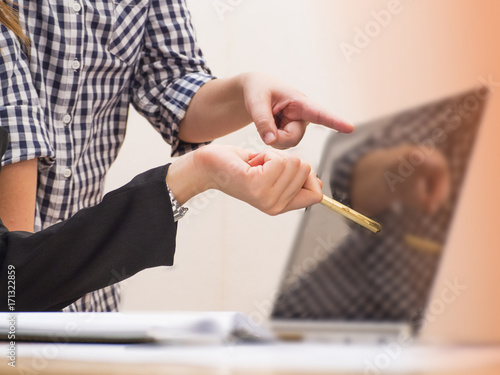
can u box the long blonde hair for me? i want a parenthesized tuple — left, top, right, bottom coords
(0, 1, 30, 52)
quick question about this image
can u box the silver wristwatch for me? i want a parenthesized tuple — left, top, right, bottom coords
(166, 183, 188, 222)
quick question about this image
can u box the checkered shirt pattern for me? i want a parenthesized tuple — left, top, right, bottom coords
(0, 0, 214, 312)
(272, 91, 484, 325)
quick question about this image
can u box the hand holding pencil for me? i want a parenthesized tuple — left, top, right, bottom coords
(246, 149, 381, 232)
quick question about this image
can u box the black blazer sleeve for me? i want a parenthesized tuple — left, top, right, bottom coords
(0, 164, 177, 312)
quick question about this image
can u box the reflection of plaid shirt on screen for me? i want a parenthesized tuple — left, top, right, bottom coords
(0, 0, 214, 312)
(273, 92, 484, 323)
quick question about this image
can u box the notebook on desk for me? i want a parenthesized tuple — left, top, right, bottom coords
(0, 311, 272, 344)
(269, 88, 499, 344)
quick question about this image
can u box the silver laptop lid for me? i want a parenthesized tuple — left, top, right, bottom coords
(271, 90, 487, 334)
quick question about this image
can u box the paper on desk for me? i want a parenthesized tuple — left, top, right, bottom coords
(0, 312, 273, 344)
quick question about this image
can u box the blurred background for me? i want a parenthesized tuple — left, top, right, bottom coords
(102, 0, 500, 317)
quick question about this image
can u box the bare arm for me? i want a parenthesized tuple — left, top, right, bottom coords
(179, 73, 354, 150)
(0, 159, 37, 232)
(178, 75, 251, 144)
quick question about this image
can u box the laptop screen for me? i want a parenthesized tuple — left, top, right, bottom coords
(271, 90, 487, 329)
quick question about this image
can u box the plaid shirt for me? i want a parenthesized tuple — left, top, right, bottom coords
(0, 0, 214, 312)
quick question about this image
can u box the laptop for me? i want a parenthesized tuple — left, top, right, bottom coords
(269, 88, 498, 345)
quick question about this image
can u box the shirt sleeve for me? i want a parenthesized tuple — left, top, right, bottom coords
(0, 24, 54, 168)
(131, 0, 216, 157)
(0, 164, 177, 312)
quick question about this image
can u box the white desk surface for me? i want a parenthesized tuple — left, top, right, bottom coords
(2, 341, 500, 375)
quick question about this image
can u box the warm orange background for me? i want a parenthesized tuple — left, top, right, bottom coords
(331, 0, 500, 344)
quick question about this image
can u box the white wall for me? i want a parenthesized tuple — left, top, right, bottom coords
(103, 0, 499, 317)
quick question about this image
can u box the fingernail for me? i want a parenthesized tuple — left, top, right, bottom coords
(263, 132, 276, 144)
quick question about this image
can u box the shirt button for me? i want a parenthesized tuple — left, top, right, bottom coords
(73, 1, 82, 13)
(71, 60, 81, 70)
(63, 168, 73, 179)
(62, 114, 72, 124)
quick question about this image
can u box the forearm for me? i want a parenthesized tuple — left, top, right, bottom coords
(0, 159, 37, 232)
(178, 74, 252, 143)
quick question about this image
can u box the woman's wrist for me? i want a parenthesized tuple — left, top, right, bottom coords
(165, 148, 212, 206)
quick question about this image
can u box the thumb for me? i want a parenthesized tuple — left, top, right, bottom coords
(247, 97, 278, 145)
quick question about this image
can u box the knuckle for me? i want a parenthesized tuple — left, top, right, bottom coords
(287, 156, 301, 169)
(276, 157, 287, 170)
(266, 206, 281, 217)
(255, 117, 271, 128)
(301, 161, 311, 175)
(252, 188, 276, 211)
(265, 196, 279, 210)
(314, 190, 323, 203)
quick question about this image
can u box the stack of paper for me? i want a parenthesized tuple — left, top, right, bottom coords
(0, 312, 274, 344)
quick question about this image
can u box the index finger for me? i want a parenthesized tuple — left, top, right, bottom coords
(284, 98, 354, 134)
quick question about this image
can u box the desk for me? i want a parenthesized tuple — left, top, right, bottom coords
(2, 342, 500, 375)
